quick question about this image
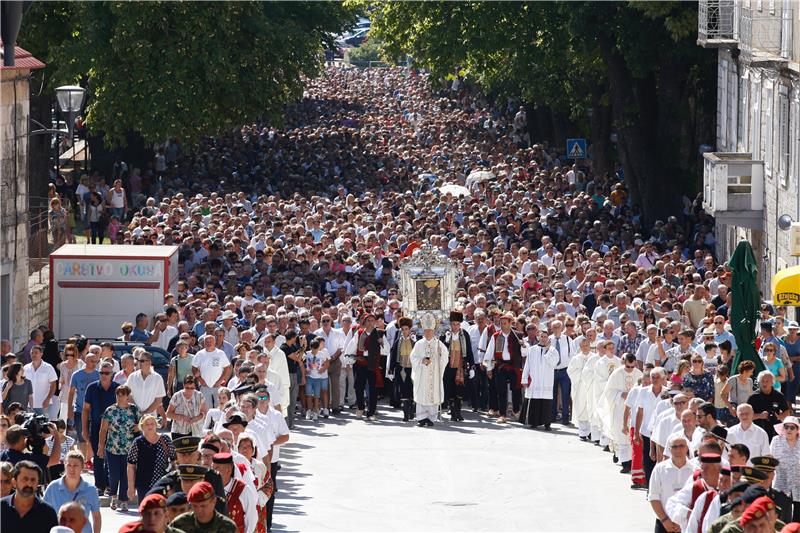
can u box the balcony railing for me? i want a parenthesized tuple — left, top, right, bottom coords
(702, 152, 764, 229)
(698, 0, 736, 46)
(740, 6, 793, 62)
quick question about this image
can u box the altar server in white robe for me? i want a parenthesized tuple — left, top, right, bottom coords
(521, 327, 559, 430)
(264, 334, 290, 412)
(581, 343, 602, 443)
(593, 340, 621, 448)
(411, 313, 449, 427)
(567, 337, 594, 439)
(602, 353, 643, 471)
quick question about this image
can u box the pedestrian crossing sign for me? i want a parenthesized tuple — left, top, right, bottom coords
(566, 138, 586, 159)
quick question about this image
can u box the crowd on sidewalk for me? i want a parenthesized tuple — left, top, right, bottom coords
(4, 65, 799, 533)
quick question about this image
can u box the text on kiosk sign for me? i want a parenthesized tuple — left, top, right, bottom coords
(55, 260, 161, 279)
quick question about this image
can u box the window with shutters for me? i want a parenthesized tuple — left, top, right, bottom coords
(752, 79, 762, 158)
(778, 86, 789, 186)
(728, 65, 737, 148)
(720, 60, 728, 149)
(739, 75, 750, 152)
(789, 97, 798, 189)
(763, 84, 773, 176)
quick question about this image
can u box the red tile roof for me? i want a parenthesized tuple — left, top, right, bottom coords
(0, 43, 45, 71)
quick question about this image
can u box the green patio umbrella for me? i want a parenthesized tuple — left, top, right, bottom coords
(728, 240, 766, 375)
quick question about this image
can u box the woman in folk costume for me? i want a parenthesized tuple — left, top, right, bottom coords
(592, 339, 621, 450)
(601, 353, 643, 471)
(440, 311, 473, 422)
(567, 336, 594, 440)
(237, 434, 273, 533)
(388, 316, 417, 421)
(520, 327, 560, 430)
(411, 313, 449, 427)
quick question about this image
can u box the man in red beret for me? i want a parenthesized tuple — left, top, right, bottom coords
(170, 481, 236, 533)
(117, 493, 185, 533)
(739, 496, 777, 533)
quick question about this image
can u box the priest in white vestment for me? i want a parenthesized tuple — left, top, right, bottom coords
(601, 353, 643, 471)
(567, 337, 594, 439)
(581, 347, 602, 443)
(411, 313, 449, 427)
(521, 328, 559, 429)
(264, 334, 290, 415)
(593, 340, 621, 448)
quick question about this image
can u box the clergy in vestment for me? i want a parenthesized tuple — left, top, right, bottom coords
(593, 340, 621, 447)
(521, 328, 559, 429)
(411, 313, 449, 427)
(567, 337, 594, 439)
(601, 353, 643, 472)
(581, 346, 602, 443)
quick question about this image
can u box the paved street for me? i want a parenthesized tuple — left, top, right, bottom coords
(273, 407, 653, 532)
(96, 405, 653, 532)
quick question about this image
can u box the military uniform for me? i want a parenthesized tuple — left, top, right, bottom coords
(707, 511, 735, 533)
(718, 517, 785, 533)
(170, 511, 237, 533)
(149, 464, 227, 516)
(750, 456, 793, 524)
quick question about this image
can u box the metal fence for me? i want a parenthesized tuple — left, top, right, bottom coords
(698, 0, 736, 41)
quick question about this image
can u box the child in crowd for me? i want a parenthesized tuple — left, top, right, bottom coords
(714, 365, 730, 425)
(107, 215, 121, 243)
(303, 338, 329, 421)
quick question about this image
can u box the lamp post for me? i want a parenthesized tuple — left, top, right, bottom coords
(39, 85, 86, 179)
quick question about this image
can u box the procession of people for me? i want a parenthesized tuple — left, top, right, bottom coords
(4, 64, 799, 533)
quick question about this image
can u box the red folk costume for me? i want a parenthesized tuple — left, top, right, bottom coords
(226, 478, 248, 533)
(491, 329, 524, 387)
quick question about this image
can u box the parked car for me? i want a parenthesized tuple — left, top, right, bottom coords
(343, 28, 369, 47)
(58, 338, 172, 385)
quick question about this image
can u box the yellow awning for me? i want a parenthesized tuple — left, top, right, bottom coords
(772, 265, 800, 306)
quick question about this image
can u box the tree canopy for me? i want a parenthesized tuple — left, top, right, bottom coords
(366, 1, 716, 222)
(20, 1, 356, 147)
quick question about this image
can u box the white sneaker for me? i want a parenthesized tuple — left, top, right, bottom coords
(305, 411, 312, 420)
(313, 411, 320, 421)
(356, 409, 364, 419)
(321, 408, 330, 418)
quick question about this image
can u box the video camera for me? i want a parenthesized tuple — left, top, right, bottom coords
(20, 412, 50, 454)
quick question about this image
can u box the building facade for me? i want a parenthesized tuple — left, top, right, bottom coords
(0, 45, 44, 349)
(698, 0, 800, 296)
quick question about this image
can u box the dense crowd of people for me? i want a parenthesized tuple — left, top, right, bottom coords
(3, 65, 797, 533)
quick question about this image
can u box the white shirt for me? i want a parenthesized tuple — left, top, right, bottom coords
(242, 416, 276, 463)
(126, 370, 166, 411)
(636, 338, 658, 364)
(727, 422, 770, 458)
(151, 325, 178, 351)
(484, 331, 512, 368)
(314, 327, 346, 357)
(256, 406, 289, 463)
(192, 348, 231, 386)
(648, 457, 693, 505)
(635, 385, 664, 438)
(652, 414, 682, 448)
(550, 334, 572, 370)
(23, 361, 57, 407)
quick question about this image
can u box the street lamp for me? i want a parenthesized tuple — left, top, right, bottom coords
(54, 85, 86, 140)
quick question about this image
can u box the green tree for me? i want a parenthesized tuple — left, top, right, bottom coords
(20, 1, 356, 147)
(367, 0, 716, 223)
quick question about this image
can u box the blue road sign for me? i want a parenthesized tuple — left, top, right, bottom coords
(566, 138, 586, 159)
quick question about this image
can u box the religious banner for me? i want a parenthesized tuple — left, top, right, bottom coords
(398, 243, 461, 322)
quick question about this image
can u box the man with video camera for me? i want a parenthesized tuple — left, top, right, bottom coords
(0, 418, 62, 484)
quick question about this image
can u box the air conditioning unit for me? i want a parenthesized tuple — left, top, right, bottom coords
(791, 223, 800, 256)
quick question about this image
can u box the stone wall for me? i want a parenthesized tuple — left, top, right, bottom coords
(0, 70, 32, 350)
(28, 266, 49, 331)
